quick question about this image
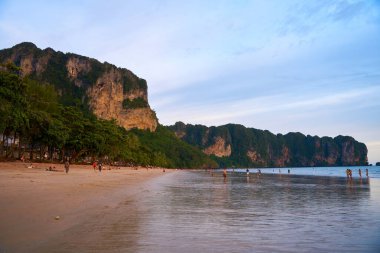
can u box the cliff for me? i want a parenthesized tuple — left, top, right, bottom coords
(0, 42, 157, 131)
(168, 122, 368, 167)
(0, 42, 369, 168)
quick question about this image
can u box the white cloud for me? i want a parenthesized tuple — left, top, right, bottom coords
(157, 85, 380, 126)
(0, 0, 379, 162)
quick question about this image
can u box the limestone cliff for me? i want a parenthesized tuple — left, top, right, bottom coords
(0, 42, 157, 131)
(168, 122, 368, 167)
(203, 137, 231, 157)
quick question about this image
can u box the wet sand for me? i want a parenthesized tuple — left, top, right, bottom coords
(0, 161, 173, 252)
(2, 165, 379, 253)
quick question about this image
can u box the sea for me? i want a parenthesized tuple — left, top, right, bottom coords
(233, 165, 380, 178)
(39, 166, 380, 253)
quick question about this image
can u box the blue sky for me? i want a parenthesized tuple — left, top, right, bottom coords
(1, 0, 379, 163)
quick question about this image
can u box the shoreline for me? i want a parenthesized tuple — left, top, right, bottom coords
(0, 161, 174, 252)
(1, 162, 377, 252)
(226, 166, 378, 179)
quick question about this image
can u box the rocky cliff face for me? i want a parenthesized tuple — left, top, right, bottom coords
(168, 122, 368, 167)
(85, 66, 157, 131)
(0, 42, 157, 131)
(203, 137, 231, 157)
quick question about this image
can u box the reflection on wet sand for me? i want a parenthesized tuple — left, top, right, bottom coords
(130, 171, 379, 253)
(30, 171, 380, 253)
(31, 196, 143, 253)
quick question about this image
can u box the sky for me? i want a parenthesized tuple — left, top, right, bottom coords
(0, 0, 379, 164)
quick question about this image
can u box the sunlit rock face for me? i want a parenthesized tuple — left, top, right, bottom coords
(203, 137, 232, 157)
(0, 42, 158, 131)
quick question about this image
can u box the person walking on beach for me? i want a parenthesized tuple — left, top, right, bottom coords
(98, 162, 102, 172)
(92, 161, 97, 171)
(64, 159, 70, 174)
(246, 168, 250, 176)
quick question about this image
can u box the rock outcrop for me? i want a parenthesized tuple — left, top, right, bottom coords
(203, 137, 231, 157)
(168, 122, 368, 167)
(0, 42, 158, 131)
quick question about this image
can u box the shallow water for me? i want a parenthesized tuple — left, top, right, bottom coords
(36, 169, 380, 253)
(130, 171, 380, 253)
(234, 166, 380, 179)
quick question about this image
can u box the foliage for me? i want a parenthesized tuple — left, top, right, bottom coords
(0, 63, 28, 134)
(168, 122, 368, 167)
(0, 64, 213, 168)
(122, 97, 148, 109)
(130, 126, 217, 168)
(123, 75, 147, 94)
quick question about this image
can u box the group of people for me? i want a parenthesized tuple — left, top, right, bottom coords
(225, 168, 370, 180)
(63, 160, 106, 174)
(61, 158, 103, 174)
(92, 161, 103, 172)
(223, 168, 263, 179)
(346, 168, 368, 179)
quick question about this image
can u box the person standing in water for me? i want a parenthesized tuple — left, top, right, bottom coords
(358, 168, 362, 178)
(64, 158, 70, 174)
(223, 168, 227, 179)
(98, 162, 102, 172)
(366, 168, 369, 177)
(246, 168, 250, 176)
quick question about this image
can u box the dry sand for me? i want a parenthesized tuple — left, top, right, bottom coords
(0, 161, 174, 252)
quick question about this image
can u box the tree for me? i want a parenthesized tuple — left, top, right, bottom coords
(0, 63, 28, 157)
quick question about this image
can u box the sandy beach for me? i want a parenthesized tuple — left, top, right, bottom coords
(0, 161, 174, 252)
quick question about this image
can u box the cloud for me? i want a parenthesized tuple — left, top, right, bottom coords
(366, 141, 380, 164)
(0, 0, 379, 161)
(367, 141, 380, 147)
(156, 85, 380, 126)
(278, 0, 375, 36)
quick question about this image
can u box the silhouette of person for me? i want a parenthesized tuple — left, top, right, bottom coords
(64, 159, 70, 174)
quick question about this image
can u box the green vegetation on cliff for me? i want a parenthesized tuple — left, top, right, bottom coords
(0, 42, 147, 111)
(168, 122, 368, 167)
(122, 97, 148, 109)
(0, 63, 216, 168)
